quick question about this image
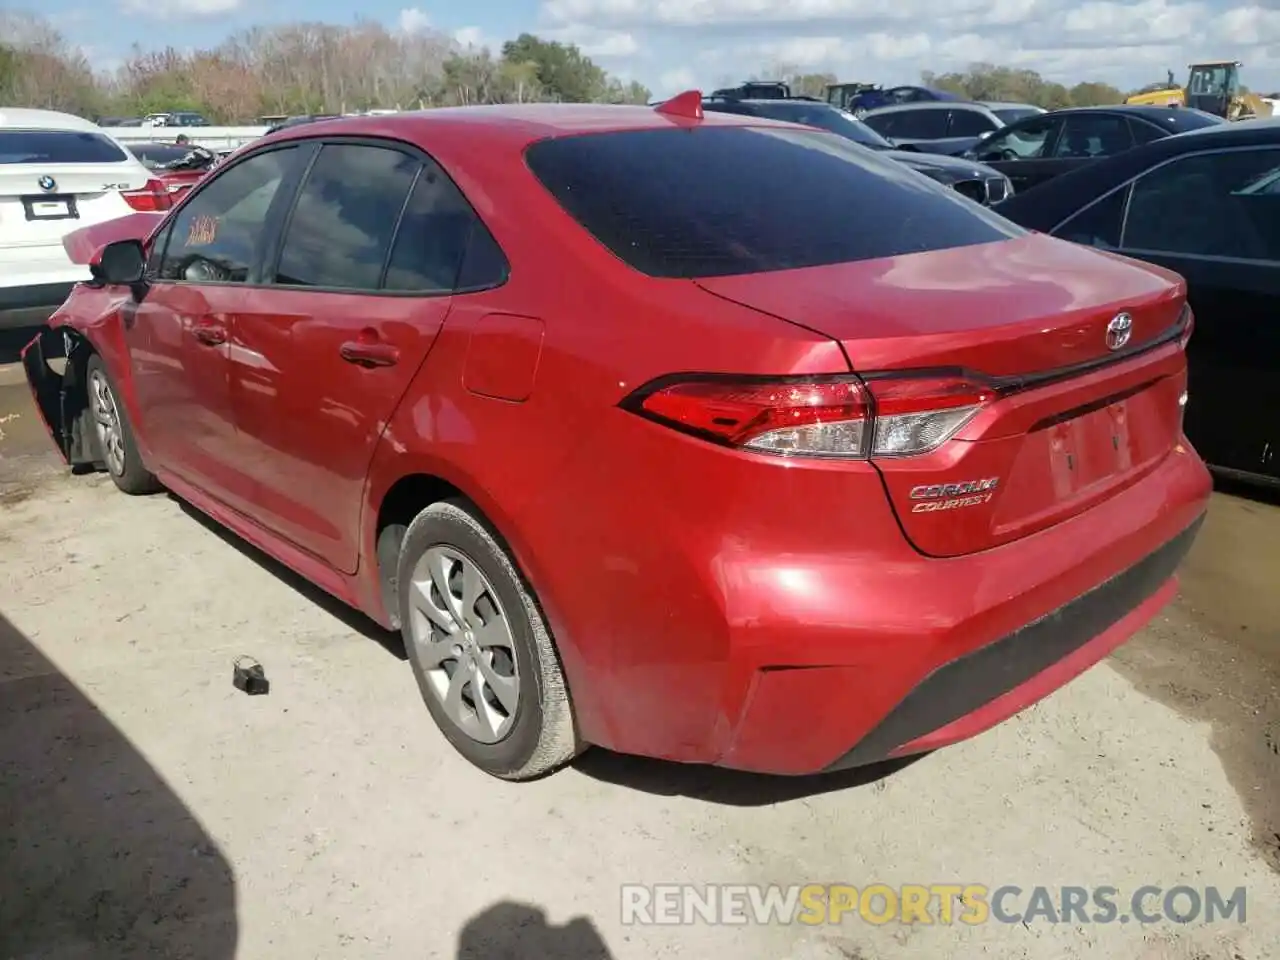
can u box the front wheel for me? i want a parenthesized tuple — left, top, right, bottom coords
(84, 354, 161, 495)
(397, 500, 581, 780)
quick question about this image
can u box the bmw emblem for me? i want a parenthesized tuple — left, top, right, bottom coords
(37, 175, 57, 192)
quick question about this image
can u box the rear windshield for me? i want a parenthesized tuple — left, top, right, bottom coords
(128, 143, 188, 169)
(0, 130, 128, 165)
(524, 126, 1020, 278)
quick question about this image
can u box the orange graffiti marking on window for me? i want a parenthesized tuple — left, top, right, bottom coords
(186, 215, 219, 246)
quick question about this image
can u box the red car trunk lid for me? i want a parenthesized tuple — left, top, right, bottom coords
(696, 234, 1192, 557)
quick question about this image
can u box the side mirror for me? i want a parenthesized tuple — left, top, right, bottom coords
(95, 239, 147, 286)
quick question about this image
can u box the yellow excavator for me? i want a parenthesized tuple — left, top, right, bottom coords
(1125, 60, 1273, 120)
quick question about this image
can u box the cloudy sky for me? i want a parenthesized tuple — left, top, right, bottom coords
(41, 0, 1280, 96)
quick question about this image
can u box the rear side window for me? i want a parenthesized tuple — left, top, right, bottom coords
(383, 161, 484, 293)
(1053, 186, 1131, 250)
(876, 109, 949, 139)
(1128, 120, 1166, 146)
(275, 143, 420, 290)
(525, 127, 1020, 278)
(0, 130, 128, 164)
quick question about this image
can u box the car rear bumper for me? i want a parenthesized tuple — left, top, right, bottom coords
(531, 431, 1211, 775)
(0, 282, 76, 330)
(713, 450, 1210, 775)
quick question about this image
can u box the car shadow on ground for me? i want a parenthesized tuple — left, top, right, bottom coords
(0, 611, 238, 959)
(169, 494, 408, 660)
(574, 748, 924, 806)
(1108, 476, 1280, 873)
(456, 901, 614, 959)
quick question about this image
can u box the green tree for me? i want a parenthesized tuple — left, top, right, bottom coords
(500, 32, 609, 102)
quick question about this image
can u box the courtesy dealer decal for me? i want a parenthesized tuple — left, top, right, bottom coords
(908, 478, 1000, 513)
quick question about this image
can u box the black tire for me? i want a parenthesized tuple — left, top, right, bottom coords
(84, 354, 161, 496)
(397, 500, 581, 780)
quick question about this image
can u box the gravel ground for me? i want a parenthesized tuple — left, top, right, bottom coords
(1, 332, 1277, 960)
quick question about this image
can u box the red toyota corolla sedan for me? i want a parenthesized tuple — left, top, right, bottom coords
(22, 94, 1211, 781)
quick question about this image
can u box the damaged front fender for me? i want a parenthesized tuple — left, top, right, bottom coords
(20, 326, 98, 467)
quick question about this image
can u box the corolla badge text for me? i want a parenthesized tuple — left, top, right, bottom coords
(909, 477, 1000, 513)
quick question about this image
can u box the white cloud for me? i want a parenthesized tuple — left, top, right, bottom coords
(544, 24, 640, 56)
(537, 0, 1280, 91)
(397, 7, 432, 34)
(454, 26, 491, 50)
(121, 0, 241, 17)
(657, 67, 697, 93)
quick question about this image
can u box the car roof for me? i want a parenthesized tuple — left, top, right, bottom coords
(0, 107, 104, 132)
(261, 101, 785, 151)
(995, 115, 1280, 229)
(981, 101, 1041, 110)
(1040, 103, 1223, 130)
(863, 101, 987, 115)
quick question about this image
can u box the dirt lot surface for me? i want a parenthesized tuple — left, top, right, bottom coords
(1, 329, 1278, 960)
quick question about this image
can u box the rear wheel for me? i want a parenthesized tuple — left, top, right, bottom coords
(397, 500, 580, 780)
(85, 354, 160, 495)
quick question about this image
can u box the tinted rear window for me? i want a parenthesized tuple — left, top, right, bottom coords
(524, 127, 1019, 278)
(0, 130, 128, 164)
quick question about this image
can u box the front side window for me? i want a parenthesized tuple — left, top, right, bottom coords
(157, 147, 298, 283)
(1123, 148, 1280, 262)
(1052, 115, 1134, 159)
(525, 126, 1021, 279)
(974, 117, 1060, 162)
(275, 144, 420, 290)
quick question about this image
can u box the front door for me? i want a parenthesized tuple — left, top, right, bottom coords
(1118, 145, 1280, 480)
(971, 115, 1065, 192)
(229, 140, 486, 572)
(127, 145, 305, 505)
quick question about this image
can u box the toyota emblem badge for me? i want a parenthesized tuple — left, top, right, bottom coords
(1105, 312, 1132, 351)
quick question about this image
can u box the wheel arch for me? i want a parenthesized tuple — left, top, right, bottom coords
(363, 461, 605, 745)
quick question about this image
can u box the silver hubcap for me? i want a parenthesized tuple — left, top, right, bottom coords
(407, 546, 520, 744)
(89, 370, 126, 476)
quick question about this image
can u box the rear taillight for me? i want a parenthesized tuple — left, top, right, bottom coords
(121, 179, 173, 212)
(624, 374, 992, 460)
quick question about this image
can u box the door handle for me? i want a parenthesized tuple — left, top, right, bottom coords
(193, 323, 227, 346)
(339, 341, 399, 368)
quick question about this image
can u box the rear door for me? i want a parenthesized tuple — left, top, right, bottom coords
(0, 129, 146, 286)
(971, 115, 1066, 191)
(1112, 144, 1280, 480)
(230, 139, 493, 572)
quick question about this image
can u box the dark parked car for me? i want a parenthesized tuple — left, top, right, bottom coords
(994, 118, 1280, 484)
(845, 85, 962, 115)
(701, 97, 1014, 204)
(966, 105, 1226, 193)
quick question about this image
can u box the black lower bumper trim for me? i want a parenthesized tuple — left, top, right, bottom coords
(825, 514, 1206, 771)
